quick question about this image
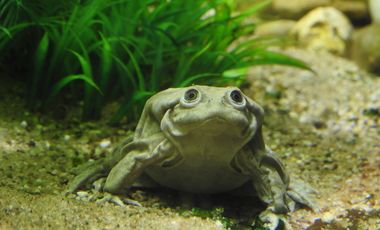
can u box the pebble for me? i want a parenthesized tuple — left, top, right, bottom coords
(76, 191, 89, 199)
(321, 211, 335, 223)
(20, 120, 28, 128)
(93, 178, 105, 192)
(99, 139, 111, 148)
(64, 135, 70, 141)
(44, 141, 51, 149)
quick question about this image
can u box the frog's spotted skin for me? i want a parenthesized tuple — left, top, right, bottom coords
(67, 85, 316, 227)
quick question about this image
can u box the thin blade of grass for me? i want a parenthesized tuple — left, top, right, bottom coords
(121, 43, 145, 91)
(70, 50, 93, 78)
(29, 32, 50, 105)
(249, 50, 313, 71)
(174, 42, 212, 86)
(231, 0, 272, 21)
(178, 73, 220, 87)
(0, 26, 12, 39)
(47, 74, 102, 104)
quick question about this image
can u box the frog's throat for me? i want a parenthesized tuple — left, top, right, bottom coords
(160, 109, 258, 139)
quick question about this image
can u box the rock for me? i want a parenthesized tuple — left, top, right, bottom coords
(368, 0, 380, 23)
(332, 0, 369, 25)
(255, 20, 296, 37)
(349, 23, 380, 74)
(321, 211, 335, 223)
(271, 0, 331, 19)
(291, 7, 353, 55)
(270, 0, 369, 24)
(99, 139, 111, 148)
(63, 134, 70, 141)
(20, 120, 28, 128)
(76, 191, 89, 199)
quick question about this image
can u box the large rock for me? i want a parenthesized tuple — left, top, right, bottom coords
(255, 20, 296, 37)
(369, 0, 380, 23)
(270, 0, 368, 24)
(290, 7, 353, 55)
(332, 0, 369, 24)
(349, 23, 380, 74)
(271, 0, 331, 19)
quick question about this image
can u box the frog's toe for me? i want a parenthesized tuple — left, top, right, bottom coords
(287, 190, 318, 211)
(255, 209, 292, 230)
(96, 193, 142, 207)
(273, 201, 289, 214)
(287, 178, 318, 211)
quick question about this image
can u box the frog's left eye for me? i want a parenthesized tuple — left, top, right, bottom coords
(230, 90, 243, 103)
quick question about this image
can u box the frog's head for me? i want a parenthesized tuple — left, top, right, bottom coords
(160, 86, 264, 140)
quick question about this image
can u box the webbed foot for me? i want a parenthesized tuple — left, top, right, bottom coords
(254, 209, 293, 230)
(96, 192, 142, 207)
(287, 178, 318, 212)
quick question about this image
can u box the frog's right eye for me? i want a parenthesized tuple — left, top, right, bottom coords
(181, 88, 201, 107)
(184, 89, 199, 102)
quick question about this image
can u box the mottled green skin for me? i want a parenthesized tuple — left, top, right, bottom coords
(67, 85, 314, 216)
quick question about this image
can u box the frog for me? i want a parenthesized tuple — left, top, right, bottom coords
(67, 85, 316, 228)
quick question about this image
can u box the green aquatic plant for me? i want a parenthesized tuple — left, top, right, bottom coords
(0, 0, 310, 123)
(180, 207, 234, 229)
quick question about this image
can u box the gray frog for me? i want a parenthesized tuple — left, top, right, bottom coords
(67, 85, 315, 227)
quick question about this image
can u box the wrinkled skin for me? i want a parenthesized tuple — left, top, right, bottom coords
(67, 85, 315, 227)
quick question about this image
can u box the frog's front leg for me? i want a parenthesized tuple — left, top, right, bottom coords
(65, 138, 133, 194)
(104, 139, 176, 194)
(233, 150, 288, 213)
(233, 150, 291, 230)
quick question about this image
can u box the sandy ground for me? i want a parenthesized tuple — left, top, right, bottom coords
(0, 48, 379, 229)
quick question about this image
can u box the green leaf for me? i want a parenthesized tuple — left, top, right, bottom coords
(0, 26, 12, 39)
(250, 50, 313, 71)
(28, 33, 50, 105)
(174, 42, 212, 86)
(132, 90, 155, 101)
(35, 33, 50, 66)
(222, 68, 248, 79)
(48, 74, 102, 103)
(178, 73, 220, 87)
(69, 50, 93, 77)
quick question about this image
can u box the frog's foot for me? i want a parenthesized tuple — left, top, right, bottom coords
(65, 160, 108, 195)
(254, 209, 293, 230)
(287, 178, 318, 212)
(96, 192, 142, 207)
(72, 178, 142, 207)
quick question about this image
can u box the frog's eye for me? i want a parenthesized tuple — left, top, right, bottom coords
(181, 88, 201, 107)
(230, 90, 243, 104)
(184, 89, 199, 102)
(226, 89, 246, 109)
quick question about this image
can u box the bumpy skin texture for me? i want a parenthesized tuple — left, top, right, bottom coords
(67, 85, 315, 216)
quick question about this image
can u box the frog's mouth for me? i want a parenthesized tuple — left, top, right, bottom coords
(194, 117, 233, 134)
(161, 111, 253, 138)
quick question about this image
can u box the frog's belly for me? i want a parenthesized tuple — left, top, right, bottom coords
(144, 160, 250, 194)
